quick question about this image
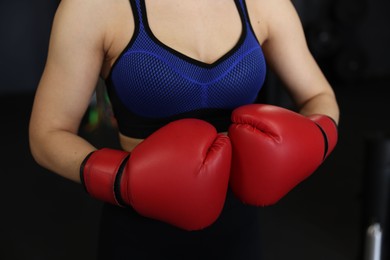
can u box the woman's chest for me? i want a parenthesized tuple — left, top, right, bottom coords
(103, 0, 267, 77)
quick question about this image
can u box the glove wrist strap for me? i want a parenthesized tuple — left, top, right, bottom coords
(308, 114, 338, 159)
(80, 148, 130, 206)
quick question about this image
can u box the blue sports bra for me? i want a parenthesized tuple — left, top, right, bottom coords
(105, 0, 267, 138)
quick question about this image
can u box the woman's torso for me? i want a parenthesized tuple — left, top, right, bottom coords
(94, 3, 267, 257)
(99, 0, 269, 151)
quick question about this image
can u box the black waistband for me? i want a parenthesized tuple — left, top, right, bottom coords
(115, 107, 232, 139)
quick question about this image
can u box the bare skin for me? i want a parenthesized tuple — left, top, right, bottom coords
(29, 0, 339, 183)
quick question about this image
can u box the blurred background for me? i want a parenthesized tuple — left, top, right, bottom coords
(1, 0, 389, 259)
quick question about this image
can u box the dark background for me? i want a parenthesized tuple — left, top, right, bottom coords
(1, 0, 390, 259)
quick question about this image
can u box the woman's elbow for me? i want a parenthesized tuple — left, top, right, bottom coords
(28, 126, 47, 168)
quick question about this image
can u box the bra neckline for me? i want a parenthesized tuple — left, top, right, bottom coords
(140, 0, 248, 68)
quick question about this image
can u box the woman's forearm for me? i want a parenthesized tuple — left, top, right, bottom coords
(29, 129, 96, 183)
(298, 92, 340, 125)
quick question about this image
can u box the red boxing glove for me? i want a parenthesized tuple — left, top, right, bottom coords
(228, 104, 338, 206)
(81, 119, 232, 231)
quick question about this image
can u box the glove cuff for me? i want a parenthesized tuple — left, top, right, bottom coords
(308, 115, 338, 160)
(80, 148, 130, 206)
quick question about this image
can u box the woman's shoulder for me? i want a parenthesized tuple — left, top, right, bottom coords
(53, 0, 132, 36)
(245, 0, 302, 43)
(52, 0, 134, 55)
(52, 0, 109, 37)
(246, 0, 297, 23)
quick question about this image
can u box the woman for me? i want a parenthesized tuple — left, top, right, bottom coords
(29, 0, 339, 259)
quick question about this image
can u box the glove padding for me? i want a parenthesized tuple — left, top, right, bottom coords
(228, 104, 338, 206)
(81, 119, 232, 231)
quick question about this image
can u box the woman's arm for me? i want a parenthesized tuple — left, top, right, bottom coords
(252, 0, 339, 123)
(29, 0, 110, 183)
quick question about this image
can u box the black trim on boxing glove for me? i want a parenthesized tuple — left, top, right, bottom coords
(309, 115, 338, 160)
(113, 155, 130, 207)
